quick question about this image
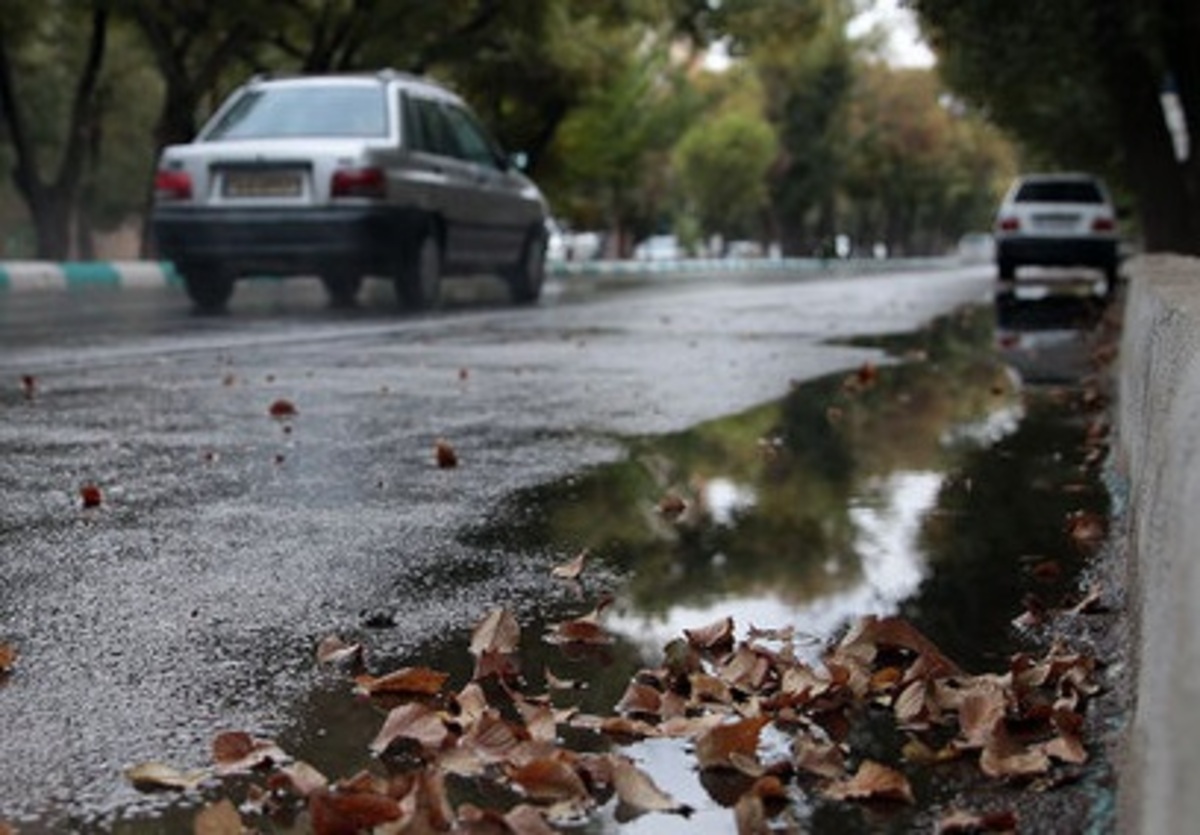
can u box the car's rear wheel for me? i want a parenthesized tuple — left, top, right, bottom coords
(395, 229, 442, 310)
(176, 260, 235, 313)
(320, 270, 363, 308)
(506, 226, 547, 304)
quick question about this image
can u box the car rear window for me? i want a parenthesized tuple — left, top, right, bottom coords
(1014, 180, 1104, 204)
(203, 85, 388, 140)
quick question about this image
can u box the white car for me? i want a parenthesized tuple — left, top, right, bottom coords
(993, 173, 1119, 284)
(151, 70, 549, 311)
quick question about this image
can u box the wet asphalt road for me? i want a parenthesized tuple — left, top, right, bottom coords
(0, 265, 992, 829)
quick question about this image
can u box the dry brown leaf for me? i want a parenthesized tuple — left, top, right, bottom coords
(268, 398, 297, 418)
(268, 760, 330, 798)
(463, 710, 526, 764)
(609, 754, 689, 816)
(124, 761, 208, 792)
(551, 550, 588, 580)
(394, 770, 455, 832)
(695, 715, 770, 770)
(684, 616, 735, 654)
(824, 760, 915, 804)
(80, 483, 103, 509)
(370, 702, 451, 756)
(506, 756, 590, 803)
(792, 735, 845, 779)
(470, 608, 521, 657)
(353, 666, 449, 698)
(544, 667, 585, 691)
(211, 731, 288, 774)
(1044, 708, 1088, 764)
(958, 685, 1009, 749)
(0, 643, 16, 674)
(936, 808, 1019, 833)
(979, 721, 1051, 778)
(1066, 510, 1106, 547)
(193, 799, 243, 835)
(657, 493, 688, 519)
(734, 792, 768, 835)
(434, 438, 459, 469)
(615, 681, 664, 719)
(545, 600, 614, 646)
(315, 635, 364, 668)
(309, 787, 402, 835)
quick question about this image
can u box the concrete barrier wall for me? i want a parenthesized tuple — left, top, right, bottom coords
(1117, 254, 1200, 834)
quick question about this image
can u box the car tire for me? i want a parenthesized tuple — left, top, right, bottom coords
(395, 229, 442, 310)
(177, 260, 235, 313)
(506, 226, 547, 304)
(321, 271, 363, 308)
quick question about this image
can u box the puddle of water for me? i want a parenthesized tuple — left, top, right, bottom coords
(98, 297, 1111, 833)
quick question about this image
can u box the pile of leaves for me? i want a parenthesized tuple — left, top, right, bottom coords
(123, 591, 1099, 834)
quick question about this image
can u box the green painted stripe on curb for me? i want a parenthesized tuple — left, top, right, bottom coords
(0, 266, 9, 291)
(62, 262, 121, 287)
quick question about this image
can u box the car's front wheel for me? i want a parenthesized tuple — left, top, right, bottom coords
(320, 270, 363, 308)
(506, 226, 547, 304)
(176, 260, 235, 313)
(395, 230, 442, 310)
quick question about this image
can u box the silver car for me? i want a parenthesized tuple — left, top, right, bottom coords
(151, 70, 549, 311)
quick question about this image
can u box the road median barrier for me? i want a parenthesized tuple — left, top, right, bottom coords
(0, 261, 179, 292)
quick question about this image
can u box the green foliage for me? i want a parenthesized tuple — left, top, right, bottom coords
(672, 80, 778, 240)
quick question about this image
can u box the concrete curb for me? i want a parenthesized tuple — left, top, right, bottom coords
(1116, 253, 1200, 834)
(0, 261, 179, 292)
(0, 256, 963, 293)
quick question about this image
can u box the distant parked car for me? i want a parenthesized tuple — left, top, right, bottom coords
(956, 232, 995, 264)
(151, 70, 549, 311)
(993, 173, 1119, 285)
(634, 234, 684, 262)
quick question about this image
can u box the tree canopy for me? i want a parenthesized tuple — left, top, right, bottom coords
(0, 0, 1019, 260)
(912, 0, 1200, 253)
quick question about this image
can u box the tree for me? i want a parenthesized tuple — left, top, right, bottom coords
(672, 70, 779, 244)
(0, 0, 110, 259)
(912, 0, 1200, 253)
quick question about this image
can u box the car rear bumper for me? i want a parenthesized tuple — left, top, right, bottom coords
(151, 205, 421, 276)
(996, 236, 1118, 269)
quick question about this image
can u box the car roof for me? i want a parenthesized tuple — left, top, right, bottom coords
(242, 70, 462, 102)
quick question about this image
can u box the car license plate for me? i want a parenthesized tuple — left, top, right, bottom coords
(1032, 213, 1079, 231)
(222, 170, 303, 198)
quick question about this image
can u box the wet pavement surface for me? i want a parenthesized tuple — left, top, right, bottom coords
(0, 268, 1121, 833)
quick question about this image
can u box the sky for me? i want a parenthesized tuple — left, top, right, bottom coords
(847, 0, 936, 68)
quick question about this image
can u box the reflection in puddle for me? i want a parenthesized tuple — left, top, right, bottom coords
(115, 299, 1110, 834)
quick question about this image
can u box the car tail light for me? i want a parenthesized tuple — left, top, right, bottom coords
(331, 167, 386, 198)
(1092, 216, 1115, 232)
(997, 216, 1020, 232)
(154, 170, 193, 201)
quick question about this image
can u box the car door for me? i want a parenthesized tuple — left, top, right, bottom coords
(398, 92, 488, 269)
(439, 102, 536, 267)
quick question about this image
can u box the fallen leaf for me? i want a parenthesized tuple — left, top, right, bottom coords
(309, 787, 402, 835)
(435, 438, 459, 469)
(936, 808, 1019, 833)
(979, 721, 1051, 778)
(125, 761, 208, 792)
(684, 616, 735, 654)
(792, 735, 845, 779)
(657, 493, 688, 519)
(315, 635, 364, 668)
(370, 702, 451, 756)
(609, 754, 690, 816)
(80, 483, 103, 509)
(503, 804, 559, 835)
(544, 667, 585, 691)
(734, 792, 767, 834)
(1066, 510, 1106, 547)
(470, 608, 521, 656)
(1044, 708, 1088, 764)
(193, 799, 243, 835)
(268, 760, 330, 798)
(0, 643, 16, 674)
(268, 398, 297, 418)
(824, 760, 914, 804)
(506, 756, 590, 803)
(212, 731, 288, 774)
(551, 550, 588, 580)
(353, 666, 449, 698)
(856, 361, 878, 387)
(695, 716, 770, 770)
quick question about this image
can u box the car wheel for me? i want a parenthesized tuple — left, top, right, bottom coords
(177, 260, 235, 313)
(321, 271, 363, 308)
(395, 230, 441, 310)
(506, 226, 547, 304)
